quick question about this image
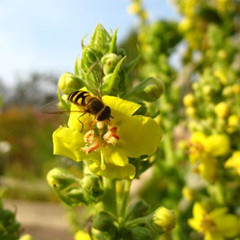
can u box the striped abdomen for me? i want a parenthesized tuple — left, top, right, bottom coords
(67, 91, 91, 106)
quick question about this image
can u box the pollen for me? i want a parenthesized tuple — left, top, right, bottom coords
(103, 126, 120, 145)
(83, 130, 101, 153)
(84, 130, 95, 143)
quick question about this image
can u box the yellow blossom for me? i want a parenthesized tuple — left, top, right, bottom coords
(189, 202, 239, 240)
(225, 151, 240, 175)
(182, 186, 195, 202)
(214, 102, 230, 118)
(178, 17, 192, 32)
(188, 132, 230, 181)
(53, 96, 162, 179)
(227, 115, 239, 133)
(74, 230, 91, 240)
(214, 69, 227, 85)
(183, 93, 195, 107)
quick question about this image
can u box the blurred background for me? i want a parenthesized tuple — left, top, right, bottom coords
(0, 1, 179, 239)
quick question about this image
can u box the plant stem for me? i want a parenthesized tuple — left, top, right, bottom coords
(164, 132, 174, 166)
(125, 216, 148, 227)
(119, 180, 131, 219)
(102, 177, 117, 216)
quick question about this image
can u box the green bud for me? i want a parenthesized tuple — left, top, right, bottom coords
(58, 72, 85, 94)
(92, 211, 116, 232)
(81, 174, 103, 202)
(129, 226, 153, 240)
(47, 168, 77, 190)
(19, 234, 35, 240)
(130, 77, 165, 102)
(222, 86, 233, 97)
(81, 46, 102, 71)
(102, 73, 120, 95)
(101, 53, 121, 75)
(90, 24, 111, 52)
(152, 207, 176, 232)
(67, 188, 87, 204)
(126, 200, 150, 220)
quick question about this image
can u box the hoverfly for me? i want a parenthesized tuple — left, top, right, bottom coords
(67, 90, 112, 131)
(41, 90, 112, 132)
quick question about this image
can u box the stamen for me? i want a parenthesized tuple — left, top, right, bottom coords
(100, 150, 106, 170)
(103, 126, 120, 144)
(96, 121, 105, 129)
(84, 130, 95, 143)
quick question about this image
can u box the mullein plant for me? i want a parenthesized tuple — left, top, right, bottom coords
(177, 0, 240, 239)
(128, 1, 189, 239)
(47, 24, 175, 240)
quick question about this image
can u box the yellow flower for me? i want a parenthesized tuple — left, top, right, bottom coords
(182, 186, 195, 202)
(225, 151, 240, 175)
(74, 230, 91, 240)
(178, 17, 192, 32)
(214, 102, 230, 118)
(153, 207, 176, 232)
(127, 2, 141, 15)
(227, 115, 239, 133)
(53, 96, 162, 179)
(189, 202, 239, 240)
(188, 132, 230, 181)
(183, 93, 195, 107)
(214, 69, 227, 85)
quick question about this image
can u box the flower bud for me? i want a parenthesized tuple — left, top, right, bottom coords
(92, 211, 116, 232)
(203, 85, 213, 96)
(47, 168, 77, 190)
(81, 47, 102, 71)
(101, 53, 121, 75)
(214, 102, 230, 118)
(101, 73, 120, 95)
(126, 200, 150, 220)
(152, 207, 176, 232)
(186, 107, 196, 117)
(131, 77, 165, 102)
(232, 84, 240, 94)
(182, 186, 196, 201)
(227, 115, 239, 133)
(66, 188, 87, 204)
(178, 18, 192, 32)
(183, 93, 195, 107)
(90, 24, 110, 51)
(129, 226, 153, 240)
(19, 235, 34, 240)
(222, 86, 233, 97)
(81, 174, 103, 202)
(58, 72, 85, 95)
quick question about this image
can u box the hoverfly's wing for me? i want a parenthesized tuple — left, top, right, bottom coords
(39, 100, 67, 114)
(39, 100, 83, 115)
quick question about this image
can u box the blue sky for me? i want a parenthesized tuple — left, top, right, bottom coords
(0, 0, 179, 87)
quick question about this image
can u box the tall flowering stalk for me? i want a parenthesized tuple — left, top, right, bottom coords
(47, 24, 175, 240)
(177, 0, 240, 239)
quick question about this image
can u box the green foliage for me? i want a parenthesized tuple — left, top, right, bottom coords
(0, 199, 20, 240)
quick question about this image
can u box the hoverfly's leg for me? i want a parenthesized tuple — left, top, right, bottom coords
(78, 112, 87, 132)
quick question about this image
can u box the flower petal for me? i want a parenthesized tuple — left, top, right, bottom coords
(53, 127, 87, 162)
(214, 214, 239, 238)
(205, 231, 223, 240)
(68, 103, 93, 132)
(117, 115, 162, 158)
(87, 160, 136, 179)
(102, 96, 140, 123)
(102, 146, 128, 166)
(205, 135, 230, 156)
